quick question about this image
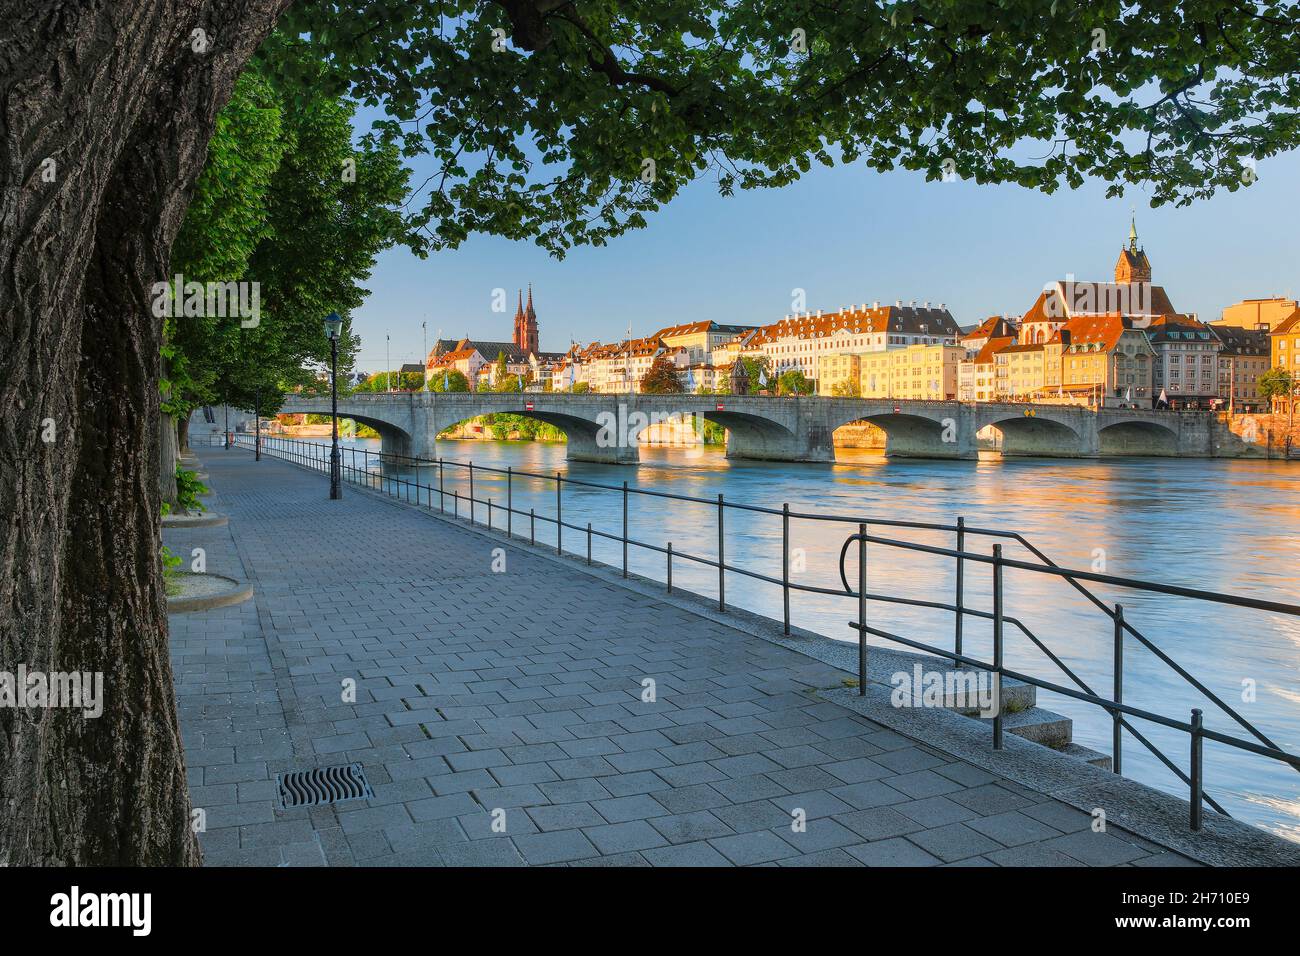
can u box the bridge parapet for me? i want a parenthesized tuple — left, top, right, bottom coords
(279, 393, 1250, 463)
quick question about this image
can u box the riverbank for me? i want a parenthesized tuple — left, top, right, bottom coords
(170, 446, 1300, 866)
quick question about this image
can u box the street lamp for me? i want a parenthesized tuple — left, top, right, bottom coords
(324, 311, 344, 500)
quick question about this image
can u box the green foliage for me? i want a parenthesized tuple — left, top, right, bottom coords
(570, 382, 591, 394)
(776, 369, 813, 396)
(171, 40, 413, 419)
(353, 370, 424, 392)
(1259, 367, 1295, 401)
(271, 0, 1300, 275)
(174, 467, 209, 513)
(161, 545, 183, 597)
(702, 420, 726, 445)
(831, 378, 862, 398)
(429, 368, 470, 392)
(640, 354, 685, 393)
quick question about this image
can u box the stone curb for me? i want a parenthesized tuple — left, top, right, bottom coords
(162, 511, 228, 528)
(166, 572, 253, 614)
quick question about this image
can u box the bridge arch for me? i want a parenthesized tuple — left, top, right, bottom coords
(1098, 419, 1179, 456)
(700, 408, 811, 462)
(980, 413, 1086, 458)
(824, 407, 971, 459)
(432, 403, 641, 464)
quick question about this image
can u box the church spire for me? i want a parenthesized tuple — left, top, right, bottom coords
(526, 283, 535, 319)
(1128, 214, 1139, 254)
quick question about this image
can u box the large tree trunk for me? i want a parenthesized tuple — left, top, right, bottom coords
(0, 0, 289, 865)
(161, 411, 180, 509)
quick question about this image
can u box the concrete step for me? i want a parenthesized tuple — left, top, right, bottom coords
(966, 706, 1073, 749)
(1060, 742, 1113, 771)
(943, 675, 1036, 715)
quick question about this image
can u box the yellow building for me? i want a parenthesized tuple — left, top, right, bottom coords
(818, 353, 862, 396)
(1217, 298, 1299, 333)
(1271, 311, 1300, 409)
(996, 344, 1046, 400)
(858, 344, 964, 400)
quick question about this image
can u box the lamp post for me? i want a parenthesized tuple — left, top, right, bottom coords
(254, 385, 261, 461)
(324, 312, 343, 500)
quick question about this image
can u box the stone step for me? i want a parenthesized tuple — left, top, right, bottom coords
(943, 675, 1036, 715)
(1060, 742, 1113, 771)
(966, 706, 1074, 749)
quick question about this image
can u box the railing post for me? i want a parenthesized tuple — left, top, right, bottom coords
(1190, 708, 1204, 831)
(622, 481, 629, 578)
(488, 498, 493, 530)
(1113, 603, 1124, 775)
(555, 472, 562, 555)
(782, 503, 791, 635)
(454, 490, 459, 519)
(530, 508, 535, 545)
(438, 457, 445, 513)
(667, 542, 673, 593)
(992, 543, 1004, 751)
(717, 493, 725, 612)
(507, 466, 513, 539)
(955, 516, 965, 660)
(587, 523, 592, 565)
(469, 462, 475, 525)
(857, 523, 867, 696)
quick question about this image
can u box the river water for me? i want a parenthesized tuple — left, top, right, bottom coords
(277, 434, 1300, 843)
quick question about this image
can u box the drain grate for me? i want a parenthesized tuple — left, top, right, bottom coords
(276, 763, 375, 810)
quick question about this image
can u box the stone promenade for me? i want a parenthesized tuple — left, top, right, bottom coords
(165, 448, 1195, 866)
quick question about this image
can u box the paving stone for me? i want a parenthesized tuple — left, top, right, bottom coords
(1041, 830, 1153, 866)
(647, 811, 734, 845)
(709, 830, 801, 866)
(904, 822, 1005, 863)
(513, 829, 601, 865)
(642, 841, 734, 867)
(844, 838, 941, 867)
(965, 810, 1064, 847)
(835, 806, 927, 842)
(583, 821, 668, 854)
(527, 803, 607, 831)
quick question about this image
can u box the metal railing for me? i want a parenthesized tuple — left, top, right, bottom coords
(232, 434, 1300, 832)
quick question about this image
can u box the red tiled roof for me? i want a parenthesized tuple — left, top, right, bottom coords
(1271, 309, 1300, 335)
(1048, 314, 1132, 352)
(972, 336, 1016, 365)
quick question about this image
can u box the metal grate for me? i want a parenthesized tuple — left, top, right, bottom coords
(276, 763, 374, 810)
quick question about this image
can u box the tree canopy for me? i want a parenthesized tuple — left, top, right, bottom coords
(640, 354, 686, 393)
(272, 0, 1300, 265)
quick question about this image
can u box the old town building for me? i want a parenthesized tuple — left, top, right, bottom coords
(1146, 314, 1221, 408)
(1211, 326, 1271, 412)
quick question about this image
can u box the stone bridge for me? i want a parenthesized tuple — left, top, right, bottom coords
(279, 392, 1251, 464)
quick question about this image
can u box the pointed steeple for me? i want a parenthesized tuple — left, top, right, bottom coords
(525, 283, 536, 319)
(1128, 214, 1139, 254)
(515, 289, 524, 320)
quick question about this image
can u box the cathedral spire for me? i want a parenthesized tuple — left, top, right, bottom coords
(1129, 214, 1139, 254)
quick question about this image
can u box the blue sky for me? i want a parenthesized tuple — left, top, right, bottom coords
(351, 144, 1300, 373)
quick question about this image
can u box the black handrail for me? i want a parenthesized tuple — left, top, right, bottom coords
(234, 434, 1300, 833)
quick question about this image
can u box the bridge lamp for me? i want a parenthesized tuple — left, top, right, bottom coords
(323, 312, 343, 500)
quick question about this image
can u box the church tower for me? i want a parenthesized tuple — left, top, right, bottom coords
(1114, 217, 1152, 285)
(514, 285, 539, 354)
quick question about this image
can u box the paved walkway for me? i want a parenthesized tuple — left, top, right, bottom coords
(166, 448, 1194, 866)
